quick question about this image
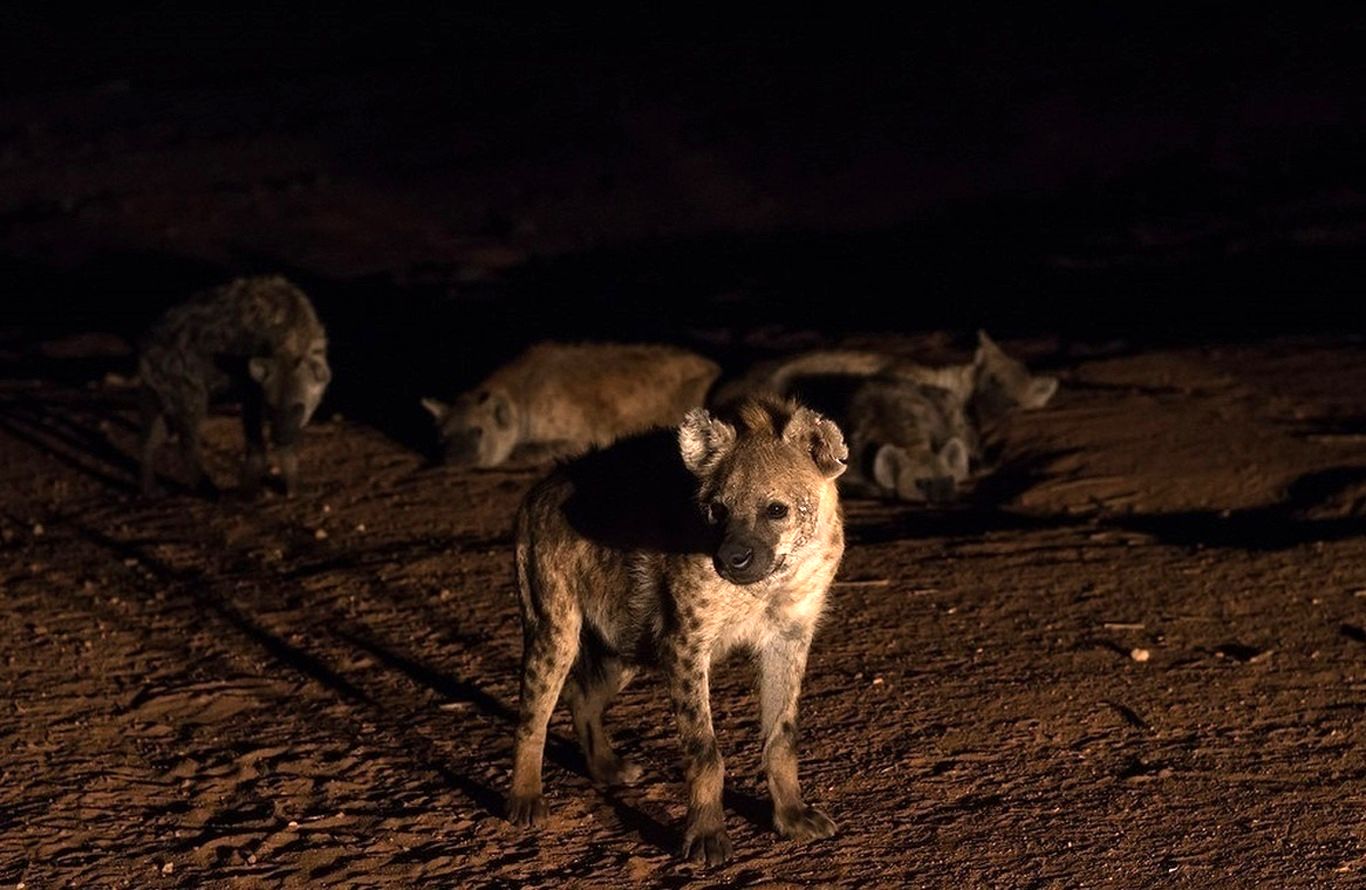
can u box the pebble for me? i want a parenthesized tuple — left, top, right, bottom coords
(1131, 648, 1151, 662)
(314, 528, 329, 541)
(31, 524, 44, 536)
(161, 862, 174, 875)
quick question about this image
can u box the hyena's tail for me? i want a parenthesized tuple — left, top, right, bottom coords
(711, 350, 894, 407)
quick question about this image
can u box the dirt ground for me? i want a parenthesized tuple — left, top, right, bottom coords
(2, 335, 1365, 888)
(3, 25, 1366, 886)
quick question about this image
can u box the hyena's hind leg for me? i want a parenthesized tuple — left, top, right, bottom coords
(167, 386, 216, 498)
(565, 651, 641, 787)
(138, 391, 168, 497)
(507, 547, 583, 827)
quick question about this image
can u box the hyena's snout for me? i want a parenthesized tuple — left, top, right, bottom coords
(714, 528, 776, 586)
(917, 475, 957, 504)
(442, 432, 482, 467)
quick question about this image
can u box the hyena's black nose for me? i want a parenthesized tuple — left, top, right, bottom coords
(720, 541, 754, 570)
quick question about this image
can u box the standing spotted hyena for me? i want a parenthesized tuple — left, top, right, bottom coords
(508, 394, 847, 865)
(137, 276, 331, 497)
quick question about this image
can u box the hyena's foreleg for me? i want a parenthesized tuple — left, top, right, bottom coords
(507, 552, 582, 827)
(239, 388, 268, 496)
(666, 637, 732, 866)
(759, 631, 836, 841)
(565, 652, 640, 787)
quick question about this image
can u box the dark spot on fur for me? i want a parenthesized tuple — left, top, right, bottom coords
(684, 736, 718, 763)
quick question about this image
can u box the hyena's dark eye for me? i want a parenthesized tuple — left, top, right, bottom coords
(705, 500, 728, 525)
(766, 502, 789, 520)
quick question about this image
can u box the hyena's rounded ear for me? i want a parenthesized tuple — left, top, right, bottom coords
(678, 408, 736, 476)
(872, 443, 907, 490)
(309, 356, 332, 385)
(787, 407, 847, 479)
(938, 437, 970, 481)
(420, 397, 449, 423)
(248, 357, 273, 384)
(1024, 376, 1058, 409)
(489, 395, 513, 428)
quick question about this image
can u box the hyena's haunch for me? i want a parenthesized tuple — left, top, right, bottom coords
(137, 276, 330, 498)
(507, 395, 847, 865)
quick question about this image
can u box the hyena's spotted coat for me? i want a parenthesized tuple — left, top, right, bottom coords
(137, 275, 330, 497)
(507, 395, 847, 865)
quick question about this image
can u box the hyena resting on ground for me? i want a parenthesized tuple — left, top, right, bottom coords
(713, 331, 1057, 503)
(508, 395, 847, 865)
(421, 341, 720, 467)
(137, 275, 331, 497)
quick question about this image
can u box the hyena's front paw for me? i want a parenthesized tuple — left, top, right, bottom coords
(681, 822, 733, 866)
(505, 793, 549, 828)
(774, 804, 837, 841)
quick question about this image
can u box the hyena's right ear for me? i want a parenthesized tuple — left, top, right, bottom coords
(678, 408, 736, 476)
(420, 398, 449, 423)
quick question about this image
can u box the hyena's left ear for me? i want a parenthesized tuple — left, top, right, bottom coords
(1023, 375, 1058, 409)
(679, 408, 736, 476)
(785, 407, 848, 479)
(420, 397, 449, 422)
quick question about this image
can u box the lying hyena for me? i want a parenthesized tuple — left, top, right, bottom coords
(714, 331, 1057, 502)
(137, 276, 331, 497)
(844, 377, 972, 503)
(421, 342, 721, 467)
(508, 395, 846, 865)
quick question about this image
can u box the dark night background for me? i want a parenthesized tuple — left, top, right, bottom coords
(4, 8, 1363, 351)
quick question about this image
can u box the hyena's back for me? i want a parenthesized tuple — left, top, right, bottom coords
(139, 276, 326, 392)
(500, 343, 721, 444)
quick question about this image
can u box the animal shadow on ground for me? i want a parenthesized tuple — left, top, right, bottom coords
(1113, 465, 1366, 551)
(62, 516, 685, 851)
(0, 393, 143, 493)
(333, 629, 684, 852)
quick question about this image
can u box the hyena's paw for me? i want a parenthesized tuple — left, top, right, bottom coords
(774, 804, 837, 841)
(589, 755, 643, 787)
(505, 793, 549, 828)
(681, 822, 733, 866)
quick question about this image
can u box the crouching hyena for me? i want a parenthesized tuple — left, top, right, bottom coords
(137, 275, 331, 497)
(508, 395, 847, 865)
(421, 341, 720, 467)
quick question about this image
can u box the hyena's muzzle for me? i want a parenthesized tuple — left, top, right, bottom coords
(714, 523, 780, 586)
